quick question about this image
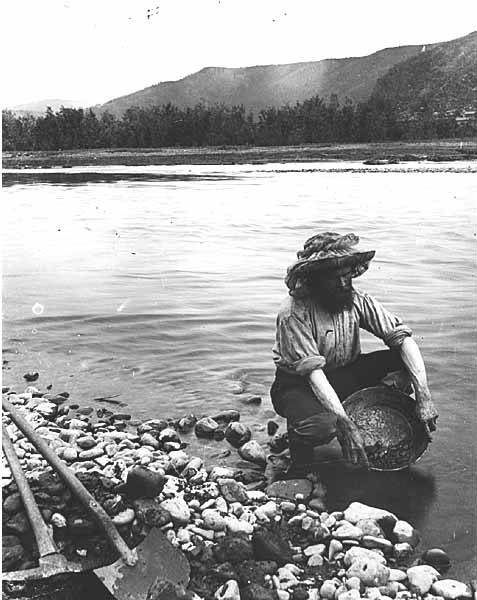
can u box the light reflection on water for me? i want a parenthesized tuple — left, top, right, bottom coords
(2, 163, 476, 578)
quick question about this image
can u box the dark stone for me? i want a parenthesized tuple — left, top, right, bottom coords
(125, 467, 165, 499)
(236, 469, 265, 484)
(2, 386, 10, 393)
(219, 479, 249, 504)
(267, 421, 279, 436)
(213, 535, 254, 564)
(111, 413, 132, 421)
(69, 403, 80, 410)
(241, 396, 262, 405)
(3, 492, 22, 514)
(194, 417, 219, 439)
(213, 428, 226, 441)
(77, 406, 94, 415)
(269, 432, 289, 454)
(242, 584, 277, 600)
(225, 422, 251, 448)
(41, 509, 53, 522)
(133, 498, 172, 527)
(3, 535, 22, 547)
(291, 588, 310, 600)
(420, 548, 451, 573)
(139, 419, 169, 434)
(208, 562, 239, 582)
(236, 560, 278, 587)
(177, 414, 197, 432)
(212, 410, 241, 424)
(266, 479, 313, 501)
(252, 528, 292, 565)
(146, 580, 192, 600)
(58, 392, 70, 398)
(23, 372, 39, 382)
(49, 395, 68, 405)
(378, 515, 397, 540)
(6, 512, 30, 535)
(2, 544, 24, 571)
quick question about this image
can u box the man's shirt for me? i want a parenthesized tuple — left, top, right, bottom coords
(272, 288, 412, 376)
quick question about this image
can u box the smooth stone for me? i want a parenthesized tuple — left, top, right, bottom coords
(140, 432, 160, 449)
(346, 558, 390, 587)
(3, 492, 22, 514)
(23, 372, 39, 382)
(125, 466, 165, 498)
(267, 421, 279, 436)
(224, 516, 254, 535)
(214, 579, 241, 600)
(203, 509, 227, 532)
(337, 591, 360, 600)
(238, 441, 267, 466)
(431, 580, 472, 600)
(393, 520, 420, 547)
(177, 414, 197, 432)
(266, 479, 312, 501)
(344, 546, 387, 567)
(160, 497, 191, 525)
(345, 577, 361, 591)
(356, 518, 384, 537)
(68, 418, 89, 430)
(362, 535, 394, 553)
(307, 553, 324, 567)
(158, 428, 181, 444)
(241, 395, 262, 405)
(225, 422, 252, 448)
(133, 498, 171, 527)
(168, 450, 189, 471)
(195, 417, 220, 438)
(320, 581, 339, 600)
(112, 508, 135, 526)
(407, 565, 440, 595)
(388, 568, 407, 582)
(303, 543, 326, 557)
(420, 548, 451, 572)
(219, 479, 249, 504)
(35, 402, 58, 419)
(76, 436, 97, 450)
(333, 522, 363, 541)
(79, 447, 104, 460)
(308, 497, 326, 512)
(212, 410, 241, 424)
(139, 419, 168, 433)
(344, 502, 397, 525)
(329, 539, 343, 561)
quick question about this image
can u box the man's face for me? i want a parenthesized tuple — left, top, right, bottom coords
(309, 265, 354, 312)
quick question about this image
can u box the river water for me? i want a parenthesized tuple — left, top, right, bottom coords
(2, 161, 476, 578)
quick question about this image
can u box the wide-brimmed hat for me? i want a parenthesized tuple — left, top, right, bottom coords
(285, 232, 375, 296)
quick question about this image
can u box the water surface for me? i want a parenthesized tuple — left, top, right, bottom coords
(3, 161, 476, 578)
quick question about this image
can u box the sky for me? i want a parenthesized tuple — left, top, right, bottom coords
(2, 0, 477, 108)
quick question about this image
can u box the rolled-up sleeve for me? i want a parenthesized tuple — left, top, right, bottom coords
(356, 291, 412, 348)
(275, 312, 326, 375)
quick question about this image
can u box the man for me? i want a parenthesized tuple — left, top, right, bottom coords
(271, 232, 438, 472)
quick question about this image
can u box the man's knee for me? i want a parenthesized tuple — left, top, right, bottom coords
(288, 413, 337, 447)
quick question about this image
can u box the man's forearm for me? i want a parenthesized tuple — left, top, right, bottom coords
(308, 368, 347, 418)
(398, 336, 429, 392)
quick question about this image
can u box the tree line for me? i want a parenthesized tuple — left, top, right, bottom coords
(2, 94, 475, 152)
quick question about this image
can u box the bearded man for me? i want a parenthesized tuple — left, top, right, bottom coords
(271, 232, 438, 473)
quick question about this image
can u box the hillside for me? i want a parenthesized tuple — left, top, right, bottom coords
(371, 31, 477, 114)
(96, 43, 428, 117)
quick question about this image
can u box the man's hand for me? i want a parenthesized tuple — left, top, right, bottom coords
(415, 385, 438, 439)
(336, 416, 369, 469)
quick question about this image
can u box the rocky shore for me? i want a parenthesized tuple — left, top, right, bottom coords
(2, 376, 474, 600)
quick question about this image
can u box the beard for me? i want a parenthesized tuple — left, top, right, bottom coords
(309, 283, 355, 314)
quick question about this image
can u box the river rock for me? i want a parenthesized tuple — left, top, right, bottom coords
(35, 401, 58, 419)
(213, 410, 241, 424)
(333, 521, 363, 541)
(347, 557, 390, 587)
(160, 497, 191, 525)
(177, 414, 197, 432)
(266, 479, 313, 501)
(140, 432, 160, 449)
(133, 498, 171, 527)
(420, 548, 451, 572)
(125, 466, 165, 498)
(304, 543, 326, 557)
(51, 513, 67, 528)
(362, 535, 393, 553)
(238, 441, 267, 466)
(219, 479, 249, 504)
(158, 428, 181, 445)
(79, 446, 104, 460)
(252, 529, 293, 565)
(320, 580, 339, 600)
(112, 508, 135, 526)
(3, 492, 22, 514)
(388, 568, 407, 582)
(23, 372, 39, 382)
(215, 580, 241, 600)
(407, 565, 440, 595)
(203, 509, 227, 532)
(337, 590, 360, 600)
(344, 502, 397, 525)
(431, 580, 472, 599)
(214, 535, 254, 563)
(168, 450, 189, 471)
(356, 518, 384, 537)
(76, 436, 97, 450)
(393, 542, 414, 559)
(393, 520, 420, 546)
(225, 422, 252, 448)
(344, 546, 387, 567)
(195, 417, 220, 438)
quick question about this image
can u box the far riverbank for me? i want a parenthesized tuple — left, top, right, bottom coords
(3, 139, 477, 169)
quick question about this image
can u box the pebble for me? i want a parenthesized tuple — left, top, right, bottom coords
(328, 539, 343, 560)
(346, 557, 390, 587)
(79, 447, 104, 460)
(344, 502, 397, 525)
(393, 542, 414, 559)
(420, 548, 451, 572)
(225, 422, 252, 448)
(62, 447, 78, 461)
(393, 520, 420, 547)
(303, 544, 326, 557)
(215, 580, 241, 600)
(195, 417, 220, 439)
(431, 580, 472, 599)
(333, 522, 363, 541)
(219, 479, 249, 504)
(51, 513, 67, 528)
(112, 508, 135, 526)
(407, 565, 440, 595)
(160, 497, 191, 525)
(238, 440, 267, 466)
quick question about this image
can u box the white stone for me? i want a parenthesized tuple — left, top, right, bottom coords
(337, 590, 360, 600)
(160, 497, 191, 525)
(224, 516, 253, 535)
(307, 554, 324, 567)
(112, 508, 135, 526)
(388, 568, 407, 582)
(214, 580, 240, 600)
(202, 509, 226, 532)
(79, 447, 104, 460)
(51, 513, 67, 528)
(393, 520, 419, 546)
(431, 580, 472, 600)
(69, 419, 89, 430)
(346, 558, 390, 587)
(169, 450, 189, 471)
(238, 440, 267, 465)
(333, 521, 364, 541)
(344, 502, 396, 525)
(407, 566, 440, 595)
(276, 591, 290, 600)
(320, 580, 339, 600)
(304, 544, 326, 557)
(209, 466, 235, 481)
(344, 546, 387, 567)
(63, 447, 78, 461)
